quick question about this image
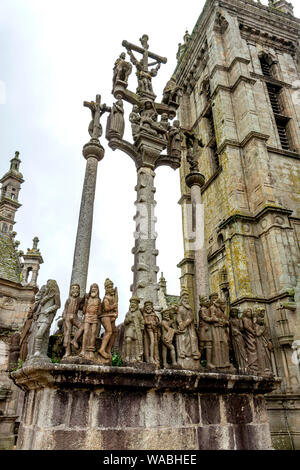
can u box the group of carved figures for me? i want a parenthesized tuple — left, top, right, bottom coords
(14, 281, 273, 377)
(123, 291, 274, 377)
(106, 97, 183, 160)
(123, 290, 200, 369)
(112, 49, 182, 105)
(129, 103, 182, 157)
(108, 49, 183, 159)
(18, 278, 118, 365)
(229, 305, 274, 376)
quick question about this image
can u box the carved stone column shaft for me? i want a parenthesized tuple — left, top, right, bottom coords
(131, 166, 159, 307)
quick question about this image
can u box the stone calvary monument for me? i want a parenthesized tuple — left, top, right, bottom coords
(8, 27, 284, 450)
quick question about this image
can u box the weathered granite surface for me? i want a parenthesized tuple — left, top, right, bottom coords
(11, 363, 280, 450)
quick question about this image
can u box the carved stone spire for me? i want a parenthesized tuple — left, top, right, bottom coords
(0, 151, 24, 235)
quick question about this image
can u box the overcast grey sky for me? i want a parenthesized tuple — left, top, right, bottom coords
(0, 0, 298, 326)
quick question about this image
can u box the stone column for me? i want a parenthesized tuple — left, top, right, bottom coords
(186, 171, 209, 315)
(131, 166, 159, 307)
(70, 140, 104, 294)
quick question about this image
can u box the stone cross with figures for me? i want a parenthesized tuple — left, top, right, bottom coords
(70, 94, 111, 295)
(106, 35, 183, 309)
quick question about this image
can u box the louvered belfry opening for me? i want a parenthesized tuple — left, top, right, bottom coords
(260, 56, 291, 151)
(260, 59, 273, 78)
(205, 83, 220, 170)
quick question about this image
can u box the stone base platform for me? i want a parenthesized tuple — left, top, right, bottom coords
(0, 415, 18, 450)
(11, 363, 281, 450)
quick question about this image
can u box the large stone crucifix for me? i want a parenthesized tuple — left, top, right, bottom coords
(122, 35, 167, 101)
(107, 36, 183, 309)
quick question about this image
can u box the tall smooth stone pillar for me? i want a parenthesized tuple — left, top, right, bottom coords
(70, 139, 104, 294)
(185, 171, 209, 315)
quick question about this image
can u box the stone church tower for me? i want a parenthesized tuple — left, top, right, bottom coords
(175, 0, 300, 449)
(0, 152, 43, 449)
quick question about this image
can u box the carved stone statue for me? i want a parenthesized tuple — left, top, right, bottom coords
(162, 76, 183, 105)
(129, 105, 141, 141)
(62, 284, 84, 358)
(176, 43, 186, 61)
(128, 48, 160, 95)
(123, 296, 144, 363)
(159, 113, 170, 141)
(168, 120, 182, 158)
(80, 283, 101, 360)
(176, 290, 201, 370)
(99, 279, 118, 361)
(143, 300, 160, 365)
(106, 99, 125, 140)
(23, 285, 47, 361)
(161, 305, 181, 368)
(186, 148, 199, 172)
(31, 280, 61, 360)
(112, 52, 132, 91)
(19, 307, 34, 362)
(229, 307, 248, 374)
(122, 34, 166, 100)
(140, 101, 160, 136)
(48, 318, 65, 362)
(198, 296, 214, 369)
(209, 295, 232, 370)
(242, 308, 259, 375)
(184, 130, 203, 172)
(254, 308, 274, 376)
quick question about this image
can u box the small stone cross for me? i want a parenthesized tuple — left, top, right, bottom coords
(84, 94, 111, 140)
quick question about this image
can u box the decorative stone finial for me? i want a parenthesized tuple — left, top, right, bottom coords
(159, 272, 167, 294)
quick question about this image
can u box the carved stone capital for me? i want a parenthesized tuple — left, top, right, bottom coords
(185, 171, 205, 188)
(82, 140, 105, 162)
(135, 133, 166, 169)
